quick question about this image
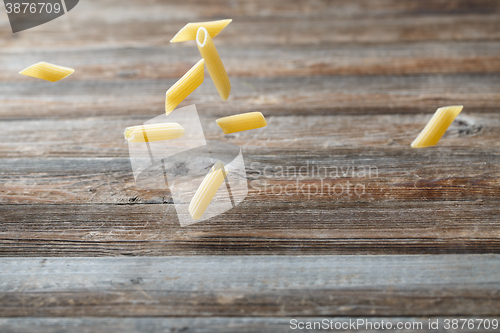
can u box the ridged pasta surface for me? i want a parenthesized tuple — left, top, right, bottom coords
(197, 27, 231, 100)
(124, 123, 185, 143)
(189, 161, 228, 220)
(20, 62, 74, 82)
(165, 59, 204, 114)
(411, 106, 463, 148)
(170, 19, 232, 43)
(216, 112, 267, 134)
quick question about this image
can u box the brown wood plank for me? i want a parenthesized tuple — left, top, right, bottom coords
(0, 2, 497, 258)
(1, 41, 500, 82)
(0, 256, 498, 316)
(0, 111, 499, 256)
(0, 74, 499, 118)
(0, 112, 494, 159)
(1, 1, 499, 49)
(1, 199, 499, 256)
(1, 145, 500, 204)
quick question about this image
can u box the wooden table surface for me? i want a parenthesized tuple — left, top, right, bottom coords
(1, 0, 500, 331)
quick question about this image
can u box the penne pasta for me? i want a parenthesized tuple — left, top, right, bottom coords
(170, 19, 232, 43)
(189, 161, 228, 220)
(411, 105, 464, 148)
(165, 59, 204, 114)
(19, 62, 74, 82)
(216, 112, 267, 134)
(124, 123, 185, 143)
(196, 27, 231, 100)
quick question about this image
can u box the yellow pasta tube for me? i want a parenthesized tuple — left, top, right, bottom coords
(189, 161, 228, 220)
(124, 123, 185, 143)
(196, 27, 231, 100)
(170, 19, 232, 43)
(216, 112, 267, 134)
(411, 105, 463, 148)
(165, 59, 204, 114)
(19, 62, 74, 82)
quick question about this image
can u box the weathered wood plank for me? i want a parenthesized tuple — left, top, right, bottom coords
(0, 149, 497, 203)
(0, 256, 498, 316)
(1, 129, 499, 204)
(54, 0, 500, 22)
(2, 0, 498, 27)
(1, 41, 500, 81)
(1, 110, 498, 255)
(0, 112, 493, 159)
(0, 0, 499, 49)
(1, 200, 499, 255)
(0, 0, 499, 321)
(0, 74, 499, 118)
(1, 317, 496, 333)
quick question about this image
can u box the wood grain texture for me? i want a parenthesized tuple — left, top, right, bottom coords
(1, 0, 500, 322)
(1, 144, 500, 203)
(0, 0, 500, 256)
(1, 0, 499, 49)
(1, 202, 500, 256)
(0, 74, 499, 118)
(0, 256, 499, 317)
(0, 112, 493, 159)
(2, 42, 500, 81)
(2, 317, 498, 333)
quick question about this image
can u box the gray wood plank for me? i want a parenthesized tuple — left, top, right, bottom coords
(1, 74, 499, 118)
(1, 317, 497, 333)
(0, 255, 499, 316)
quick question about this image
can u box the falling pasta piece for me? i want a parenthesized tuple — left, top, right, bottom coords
(170, 19, 232, 43)
(124, 123, 185, 143)
(216, 112, 267, 134)
(19, 62, 74, 82)
(411, 105, 464, 148)
(196, 27, 231, 100)
(165, 59, 204, 115)
(189, 161, 228, 220)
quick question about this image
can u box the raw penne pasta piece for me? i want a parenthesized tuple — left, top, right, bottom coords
(165, 59, 204, 114)
(19, 62, 74, 82)
(411, 105, 464, 148)
(216, 112, 267, 134)
(170, 19, 232, 43)
(124, 123, 185, 143)
(189, 161, 228, 220)
(196, 27, 231, 100)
